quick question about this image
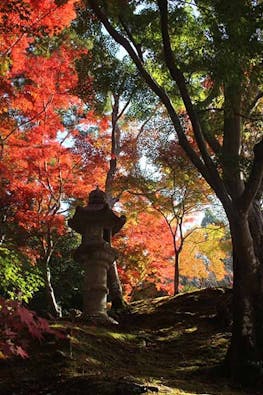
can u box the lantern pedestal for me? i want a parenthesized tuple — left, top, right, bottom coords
(76, 243, 118, 324)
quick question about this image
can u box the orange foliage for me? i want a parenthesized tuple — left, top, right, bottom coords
(115, 207, 175, 297)
(0, 0, 110, 264)
(0, 0, 76, 41)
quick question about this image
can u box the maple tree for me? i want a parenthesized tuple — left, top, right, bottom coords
(115, 207, 174, 298)
(0, 0, 103, 318)
(114, 184, 232, 299)
(124, 114, 212, 294)
(0, 296, 63, 359)
(10, 141, 98, 316)
(85, 0, 263, 382)
(0, 246, 44, 302)
(0, 0, 78, 153)
(0, 0, 130, 358)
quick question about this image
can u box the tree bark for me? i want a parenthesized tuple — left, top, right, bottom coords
(87, 0, 263, 382)
(224, 209, 263, 384)
(43, 259, 62, 318)
(249, 191, 263, 264)
(41, 236, 62, 318)
(107, 262, 125, 309)
(105, 93, 126, 310)
(174, 253, 179, 295)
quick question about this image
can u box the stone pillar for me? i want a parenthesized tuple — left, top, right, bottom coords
(80, 245, 117, 322)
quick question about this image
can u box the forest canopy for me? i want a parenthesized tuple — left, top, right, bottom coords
(0, 0, 262, 384)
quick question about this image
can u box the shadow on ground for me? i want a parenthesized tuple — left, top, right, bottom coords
(0, 288, 261, 395)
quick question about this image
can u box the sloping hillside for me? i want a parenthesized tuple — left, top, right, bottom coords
(0, 288, 260, 395)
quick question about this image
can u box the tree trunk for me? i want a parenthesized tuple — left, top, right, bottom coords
(174, 253, 179, 295)
(107, 262, 125, 309)
(86, 2, 263, 382)
(105, 93, 126, 310)
(249, 197, 263, 265)
(225, 210, 263, 384)
(43, 257, 62, 318)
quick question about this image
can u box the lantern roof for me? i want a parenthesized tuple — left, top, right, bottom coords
(68, 187, 126, 235)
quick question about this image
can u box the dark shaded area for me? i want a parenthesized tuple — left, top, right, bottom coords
(0, 288, 261, 395)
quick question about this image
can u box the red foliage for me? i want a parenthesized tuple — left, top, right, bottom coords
(0, 0, 105, 264)
(0, 297, 63, 359)
(0, 0, 77, 40)
(115, 209, 175, 298)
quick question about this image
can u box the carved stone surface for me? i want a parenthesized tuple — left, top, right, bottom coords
(68, 187, 126, 325)
(81, 246, 117, 321)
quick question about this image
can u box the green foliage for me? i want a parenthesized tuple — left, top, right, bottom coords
(0, 247, 44, 303)
(49, 232, 83, 311)
(74, 5, 158, 118)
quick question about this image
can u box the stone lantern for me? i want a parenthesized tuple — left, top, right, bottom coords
(68, 187, 126, 324)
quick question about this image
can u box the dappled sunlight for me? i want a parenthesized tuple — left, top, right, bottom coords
(1, 0, 262, 391)
(0, 288, 244, 395)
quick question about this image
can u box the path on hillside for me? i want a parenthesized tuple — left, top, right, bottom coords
(0, 288, 259, 395)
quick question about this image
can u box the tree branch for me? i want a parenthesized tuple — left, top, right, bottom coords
(157, 0, 218, 176)
(2, 95, 54, 142)
(88, 2, 211, 180)
(87, 0, 232, 209)
(119, 16, 144, 62)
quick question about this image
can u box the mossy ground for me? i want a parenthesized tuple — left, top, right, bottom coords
(0, 288, 261, 394)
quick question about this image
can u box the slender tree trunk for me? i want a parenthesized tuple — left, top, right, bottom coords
(174, 253, 179, 295)
(41, 237, 62, 318)
(43, 258, 62, 318)
(105, 93, 126, 310)
(0, 208, 8, 245)
(107, 262, 124, 309)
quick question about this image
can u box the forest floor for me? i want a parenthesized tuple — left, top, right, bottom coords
(0, 288, 262, 395)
